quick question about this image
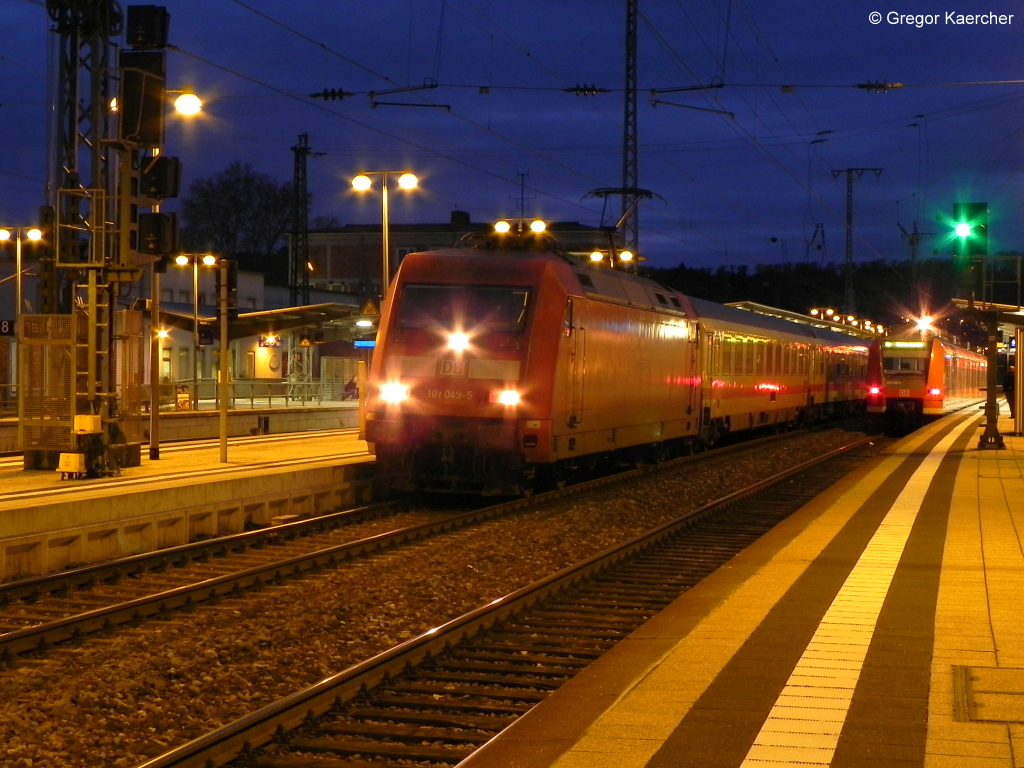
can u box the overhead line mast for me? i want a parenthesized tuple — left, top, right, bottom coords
(621, 0, 639, 256)
(290, 133, 323, 307)
(831, 167, 882, 315)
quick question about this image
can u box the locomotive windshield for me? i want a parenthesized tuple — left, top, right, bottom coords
(397, 284, 531, 333)
(883, 356, 926, 373)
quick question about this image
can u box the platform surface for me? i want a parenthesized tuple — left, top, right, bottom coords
(0, 428, 371, 502)
(462, 408, 1024, 768)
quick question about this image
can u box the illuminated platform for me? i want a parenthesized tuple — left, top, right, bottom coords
(463, 408, 1024, 768)
(0, 429, 374, 581)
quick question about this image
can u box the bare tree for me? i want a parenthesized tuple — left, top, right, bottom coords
(180, 161, 292, 260)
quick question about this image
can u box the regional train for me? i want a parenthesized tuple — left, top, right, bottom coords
(866, 325, 986, 429)
(365, 222, 876, 495)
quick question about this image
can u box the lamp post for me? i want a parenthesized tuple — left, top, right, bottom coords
(351, 171, 418, 300)
(174, 253, 217, 409)
(0, 227, 42, 338)
(0, 226, 42, 448)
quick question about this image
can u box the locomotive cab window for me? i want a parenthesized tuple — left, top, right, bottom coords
(884, 356, 926, 373)
(397, 284, 531, 333)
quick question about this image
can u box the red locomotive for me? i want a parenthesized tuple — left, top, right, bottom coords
(366, 222, 873, 495)
(866, 321, 986, 425)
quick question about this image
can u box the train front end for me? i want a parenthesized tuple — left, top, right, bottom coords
(366, 247, 562, 496)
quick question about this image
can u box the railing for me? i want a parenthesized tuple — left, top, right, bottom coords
(0, 380, 336, 419)
(142, 379, 325, 412)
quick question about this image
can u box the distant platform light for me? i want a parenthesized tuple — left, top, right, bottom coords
(619, 250, 634, 262)
(915, 315, 933, 332)
(397, 173, 418, 190)
(356, 319, 374, 327)
(352, 175, 372, 191)
(494, 220, 511, 233)
(590, 251, 603, 262)
(530, 219, 546, 233)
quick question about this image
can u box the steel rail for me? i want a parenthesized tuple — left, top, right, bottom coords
(136, 434, 877, 768)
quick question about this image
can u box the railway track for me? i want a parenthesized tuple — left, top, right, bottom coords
(137, 433, 886, 768)
(0, 427, 867, 667)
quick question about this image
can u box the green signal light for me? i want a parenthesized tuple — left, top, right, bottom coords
(955, 222, 972, 238)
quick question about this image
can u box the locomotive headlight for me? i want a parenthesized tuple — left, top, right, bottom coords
(928, 387, 941, 396)
(869, 386, 881, 395)
(448, 332, 470, 352)
(490, 389, 520, 406)
(380, 382, 409, 404)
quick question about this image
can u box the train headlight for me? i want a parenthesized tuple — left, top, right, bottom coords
(490, 389, 520, 406)
(448, 332, 470, 352)
(869, 386, 881, 395)
(928, 387, 941, 396)
(380, 383, 409, 404)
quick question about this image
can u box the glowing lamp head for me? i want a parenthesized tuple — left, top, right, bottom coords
(201, 254, 218, 266)
(955, 222, 972, 238)
(619, 250, 634, 262)
(494, 220, 511, 233)
(529, 219, 546, 233)
(156, 328, 169, 339)
(0, 230, 11, 242)
(351, 175, 372, 191)
(26, 228, 42, 242)
(590, 251, 604, 262)
(380, 382, 409, 404)
(175, 254, 190, 266)
(915, 315, 933, 332)
(490, 389, 520, 406)
(173, 93, 203, 115)
(448, 332, 470, 352)
(397, 172, 418, 190)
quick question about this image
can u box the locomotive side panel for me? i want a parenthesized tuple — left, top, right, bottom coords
(548, 296, 699, 458)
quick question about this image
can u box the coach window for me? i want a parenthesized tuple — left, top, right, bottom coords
(563, 299, 573, 337)
(756, 340, 766, 375)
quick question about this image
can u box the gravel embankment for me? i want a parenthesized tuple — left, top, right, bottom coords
(0, 428, 869, 768)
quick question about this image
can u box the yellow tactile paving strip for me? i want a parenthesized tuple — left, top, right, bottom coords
(547, 421, 959, 768)
(740, 424, 967, 767)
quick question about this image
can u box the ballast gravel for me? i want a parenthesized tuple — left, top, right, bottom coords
(0, 428, 869, 767)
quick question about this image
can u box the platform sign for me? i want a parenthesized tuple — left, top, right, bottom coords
(359, 300, 379, 317)
(0, 319, 13, 336)
(354, 339, 376, 348)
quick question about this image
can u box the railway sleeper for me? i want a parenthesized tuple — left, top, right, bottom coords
(408, 669, 567, 689)
(384, 681, 549, 702)
(446, 655, 589, 671)
(458, 641, 603, 659)
(369, 693, 531, 715)
(504, 617, 634, 634)
(451, 650, 592, 667)
(281, 736, 473, 762)
(440, 657, 586, 674)
(317, 720, 492, 745)
(344, 706, 519, 731)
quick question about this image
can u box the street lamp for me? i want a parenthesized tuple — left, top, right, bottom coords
(351, 171, 418, 299)
(0, 226, 42, 447)
(0, 227, 42, 337)
(174, 253, 217, 409)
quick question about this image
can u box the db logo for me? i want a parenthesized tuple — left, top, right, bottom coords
(439, 359, 466, 376)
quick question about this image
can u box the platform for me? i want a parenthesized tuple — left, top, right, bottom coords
(0, 429, 374, 582)
(462, 408, 1024, 768)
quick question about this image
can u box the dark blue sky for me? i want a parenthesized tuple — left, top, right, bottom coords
(2, 0, 1022, 270)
